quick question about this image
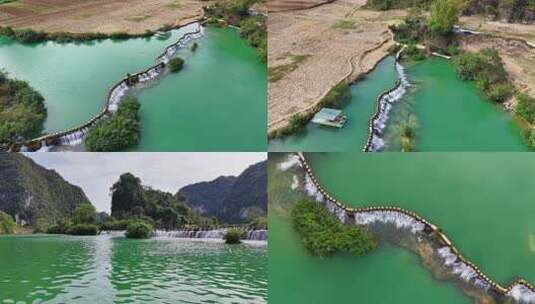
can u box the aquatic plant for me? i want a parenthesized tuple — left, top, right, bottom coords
(126, 221, 153, 239)
(168, 57, 185, 73)
(0, 211, 16, 234)
(191, 42, 198, 52)
(84, 96, 141, 152)
(291, 199, 376, 258)
(224, 228, 244, 244)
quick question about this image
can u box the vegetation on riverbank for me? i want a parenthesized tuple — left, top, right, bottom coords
(516, 93, 535, 149)
(0, 71, 46, 149)
(453, 48, 513, 103)
(0, 210, 16, 234)
(224, 228, 244, 244)
(84, 96, 141, 152)
(204, 0, 267, 62)
(126, 221, 153, 239)
(46, 203, 99, 235)
(291, 199, 377, 258)
(269, 82, 350, 139)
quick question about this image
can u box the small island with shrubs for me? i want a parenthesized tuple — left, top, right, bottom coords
(84, 96, 141, 152)
(291, 199, 377, 258)
(168, 57, 185, 73)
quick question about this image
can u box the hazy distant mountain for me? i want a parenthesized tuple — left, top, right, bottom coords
(0, 154, 90, 227)
(177, 161, 267, 223)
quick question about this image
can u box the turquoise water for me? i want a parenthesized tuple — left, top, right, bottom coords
(0, 27, 266, 151)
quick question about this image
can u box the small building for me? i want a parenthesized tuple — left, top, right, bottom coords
(311, 108, 347, 128)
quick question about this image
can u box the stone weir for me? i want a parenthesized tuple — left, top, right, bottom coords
(153, 228, 268, 241)
(10, 21, 204, 152)
(291, 152, 535, 304)
(362, 47, 409, 152)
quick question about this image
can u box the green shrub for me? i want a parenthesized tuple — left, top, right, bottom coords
(516, 93, 535, 124)
(524, 129, 535, 150)
(46, 218, 71, 234)
(291, 199, 377, 257)
(453, 48, 513, 103)
(224, 228, 243, 244)
(84, 96, 141, 151)
(487, 83, 513, 103)
(125, 221, 153, 239)
(67, 224, 99, 236)
(99, 219, 130, 231)
(73, 203, 96, 225)
(319, 82, 350, 108)
(191, 42, 198, 52)
(405, 43, 426, 60)
(168, 57, 185, 73)
(0, 73, 47, 145)
(0, 211, 16, 234)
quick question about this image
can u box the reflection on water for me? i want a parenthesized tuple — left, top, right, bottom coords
(0, 234, 267, 303)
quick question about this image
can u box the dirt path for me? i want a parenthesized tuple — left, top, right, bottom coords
(0, 0, 204, 34)
(267, 0, 405, 134)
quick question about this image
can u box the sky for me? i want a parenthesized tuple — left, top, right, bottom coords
(25, 153, 266, 212)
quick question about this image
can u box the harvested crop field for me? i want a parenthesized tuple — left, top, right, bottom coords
(0, 0, 203, 34)
(267, 0, 405, 133)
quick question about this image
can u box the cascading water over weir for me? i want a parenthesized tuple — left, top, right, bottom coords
(103, 229, 268, 241)
(14, 22, 204, 152)
(278, 153, 535, 303)
(363, 59, 410, 152)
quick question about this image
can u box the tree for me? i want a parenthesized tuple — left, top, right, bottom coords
(73, 203, 96, 225)
(0, 211, 16, 234)
(429, 0, 463, 36)
(168, 57, 184, 73)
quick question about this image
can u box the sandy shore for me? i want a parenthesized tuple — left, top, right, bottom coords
(0, 0, 204, 34)
(267, 0, 405, 134)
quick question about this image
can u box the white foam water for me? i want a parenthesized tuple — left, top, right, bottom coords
(367, 62, 409, 151)
(278, 154, 301, 171)
(509, 284, 535, 303)
(36, 140, 52, 152)
(354, 210, 425, 234)
(59, 127, 88, 146)
(304, 173, 324, 202)
(325, 199, 347, 223)
(291, 175, 299, 190)
(437, 246, 491, 291)
(107, 81, 130, 113)
(157, 23, 204, 63)
(153, 229, 268, 241)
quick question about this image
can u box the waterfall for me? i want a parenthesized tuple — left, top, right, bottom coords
(153, 229, 268, 241)
(304, 173, 324, 202)
(509, 284, 535, 304)
(107, 81, 130, 113)
(437, 246, 491, 291)
(157, 23, 204, 63)
(353, 210, 425, 234)
(367, 62, 409, 152)
(291, 175, 299, 190)
(36, 140, 52, 152)
(278, 154, 301, 171)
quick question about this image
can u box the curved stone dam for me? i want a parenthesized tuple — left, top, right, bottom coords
(0, 23, 266, 151)
(153, 228, 268, 241)
(271, 153, 535, 303)
(0, 233, 267, 303)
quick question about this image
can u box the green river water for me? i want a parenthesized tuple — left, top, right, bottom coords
(268, 153, 470, 304)
(0, 27, 266, 151)
(384, 58, 527, 151)
(0, 234, 267, 303)
(306, 153, 535, 286)
(269, 56, 527, 152)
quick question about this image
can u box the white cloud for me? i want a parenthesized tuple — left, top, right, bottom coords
(24, 152, 266, 212)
